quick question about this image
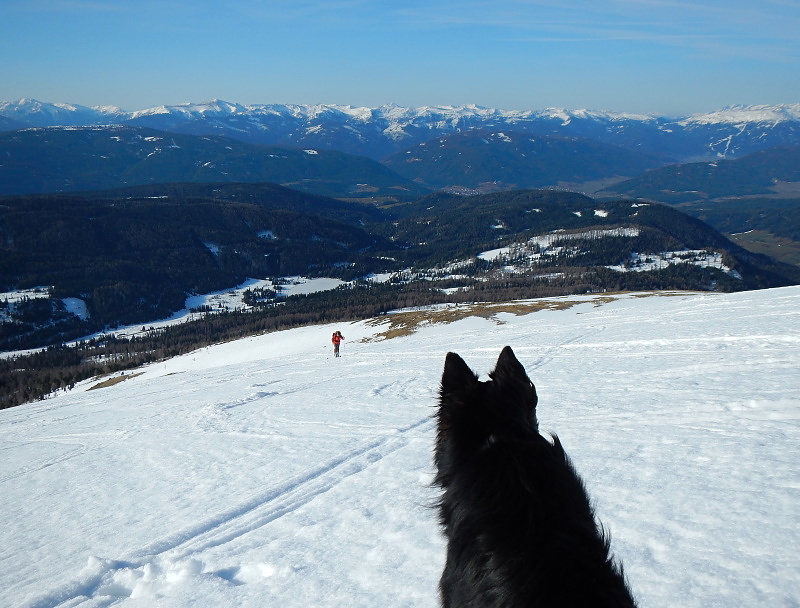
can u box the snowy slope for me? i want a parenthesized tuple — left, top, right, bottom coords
(2, 287, 799, 608)
(679, 104, 800, 126)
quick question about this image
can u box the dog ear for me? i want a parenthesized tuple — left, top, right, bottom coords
(492, 346, 528, 384)
(441, 352, 478, 393)
(490, 346, 539, 412)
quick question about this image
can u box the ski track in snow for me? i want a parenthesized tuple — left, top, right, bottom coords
(140, 417, 432, 564)
(2, 288, 799, 607)
(20, 420, 433, 608)
(7, 326, 442, 608)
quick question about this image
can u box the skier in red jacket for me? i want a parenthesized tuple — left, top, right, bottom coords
(332, 331, 344, 357)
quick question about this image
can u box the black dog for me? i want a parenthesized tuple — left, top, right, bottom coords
(434, 346, 637, 607)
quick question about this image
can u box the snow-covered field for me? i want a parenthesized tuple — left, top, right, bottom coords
(2, 287, 799, 608)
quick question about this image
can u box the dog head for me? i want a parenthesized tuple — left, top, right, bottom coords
(435, 346, 538, 475)
(433, 346, 638, 608)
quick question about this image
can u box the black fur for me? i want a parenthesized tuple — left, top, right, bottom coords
(434, 346, 637, 608)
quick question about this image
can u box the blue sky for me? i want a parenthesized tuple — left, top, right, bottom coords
(2, 0, 798, 115)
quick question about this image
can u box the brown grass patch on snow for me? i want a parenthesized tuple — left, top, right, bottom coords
(360, 291, 699, 342)
(88, 372, 145, 391)
(361, 299, 581, 343)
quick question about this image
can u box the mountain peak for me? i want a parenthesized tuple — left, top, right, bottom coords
(680, 103, 800, 126)
(1, 99, 799, 160)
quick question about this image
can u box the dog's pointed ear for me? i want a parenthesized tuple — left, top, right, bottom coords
(491, 346, 538, 410)
(441, 351, 478, 393)
(492, 346, 528, 384)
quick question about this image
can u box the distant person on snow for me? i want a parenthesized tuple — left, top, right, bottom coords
(332, 331, 344, 357)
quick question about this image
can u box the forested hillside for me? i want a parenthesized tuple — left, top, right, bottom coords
(0, 185, 396, 346)
(3, 183, 798, 356)
(0, 127, 427, 200)
(592, 146, 800, 266)
(602, 145, 800, 203)
(382, 130, 668, 191)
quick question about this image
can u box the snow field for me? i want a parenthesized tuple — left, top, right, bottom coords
(1, 287, 799, 607)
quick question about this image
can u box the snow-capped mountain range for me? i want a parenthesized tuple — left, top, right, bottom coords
(2, 98, 799, 161)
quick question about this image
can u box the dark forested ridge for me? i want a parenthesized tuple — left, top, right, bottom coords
(592, 146, 800, 267)
(2, 182, 799, 408)
(0, 184, 398, 343)
(600, 145, 800, 204)
(2, 183, 798, 347)
(2, 124, 797, 259)
(0, 126, 428, 200)
(382, 130, 668, 191)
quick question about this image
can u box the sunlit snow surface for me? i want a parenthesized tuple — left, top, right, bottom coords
(2, 287, 799, 608)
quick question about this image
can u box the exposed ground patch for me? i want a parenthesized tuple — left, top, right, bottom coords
(361, 291, 700, 342)
(89, 372, 145, 391)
